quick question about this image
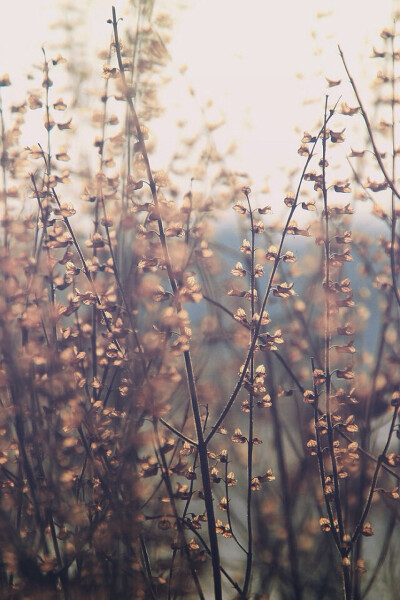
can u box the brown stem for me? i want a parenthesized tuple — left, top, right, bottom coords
(350, 405, 399, 547)
(206, 101, 340, 444)
(111, 8, 222, 598)
(322, 96, 346, 546)
(311, 358, 341, 549)
(242, 190, 255, 598)
(339, 45, 400, 307)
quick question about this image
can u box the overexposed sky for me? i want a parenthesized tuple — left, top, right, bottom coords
(0, 0, 395, 202)
(165, 0, 394, 193)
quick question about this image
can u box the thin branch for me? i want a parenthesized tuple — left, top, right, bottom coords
(159, 418, 198, 447)
(111, 8, 222, 598)
(206, 101, 340, 444)
(339, 44, 400, 307)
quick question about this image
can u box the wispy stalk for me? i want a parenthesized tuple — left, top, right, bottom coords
(206, 102, 340, 444)
(269, 358, 302, 600)
(242, 189, 255, 598)
(321, 96, 350, 599)
(0, 93, 8, 248)
(350, 403, 399, 547)
(311, 357, 340, 548)
(339, 45, 400, 307)
(111, 8, 222, 598)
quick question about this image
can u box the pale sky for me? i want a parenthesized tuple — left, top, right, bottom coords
(0, 0, 395, 205)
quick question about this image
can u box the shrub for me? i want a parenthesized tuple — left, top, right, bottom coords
(0, 3, 399, 599)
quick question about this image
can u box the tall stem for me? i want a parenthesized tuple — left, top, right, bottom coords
(321, 97, 348, 598)
(242, 191, 255, 598)
(111, 8, 222, 598)
(206, 102, 340, 444)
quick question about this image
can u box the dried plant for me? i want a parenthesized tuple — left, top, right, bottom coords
(0, 2, 399, 600)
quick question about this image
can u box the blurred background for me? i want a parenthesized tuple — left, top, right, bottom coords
(0, 0, 394, 202)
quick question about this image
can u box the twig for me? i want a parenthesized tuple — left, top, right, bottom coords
(159, 418, 198, 447)
(338, 45, 400, 307)
(110, 10, 222, 597)
(206, 101, 340, 444)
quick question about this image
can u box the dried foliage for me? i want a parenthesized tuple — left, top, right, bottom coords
(0, 2, 399, 600)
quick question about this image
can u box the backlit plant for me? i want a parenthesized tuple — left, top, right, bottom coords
(0, 2, 399, 599)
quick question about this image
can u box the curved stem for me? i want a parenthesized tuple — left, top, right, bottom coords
(339, 45, 400, 307)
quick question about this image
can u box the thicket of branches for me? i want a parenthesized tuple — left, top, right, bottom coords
(0, 2, 399, 599)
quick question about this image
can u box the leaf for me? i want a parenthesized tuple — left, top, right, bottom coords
(273, 282, 295, 299)
(28, 145, 44, 159)
(320, 518, 331, 532)
(362, 522, 374, 537)
(303, 390, 316, 404)
(326, 77, 341, 87)
(218, 497, 228, 511)
(251, 478, 261, 491)
(302, 132, 317, 143)
(334, 340, 356, 354)
(28, 94, 43, 109)
(185, 468, 197, 481)
(330, 248, 352, 266)
(216, 427, 227, 435)
(282, 251, 296, 263)
(137, 257, 158, 271)
(335, 231, 352, 244)
(257, 469, 275, 483)
(54, 203, 76, 217)
(336, 367, 355, 380)
(334, 181, 351, 193)
(253, 220, 265, 234)
(53, 98, 67, 111)
(231, 262, 246, 277)
(226, 472, 237, 486)
(44, 114, 55, 130)
(254, 264, 264, 278)
(252, 311, 270, 326)
(313, 369, 326, 385)
(337, 322, 355, 336)
(102, 64, 118, 79)
(340, 102, 359, 116)
(234, 307, 248, 325)
(233, 201, 247, 215)
(65, 261, 80, 276)
(301, 199, 316, 211)
(227, 288, 246, 298)
(0, 73, 11, 87)
(57, 118, 72, 130)
(240, 239, 251, 254)
(153, 170, 170, 187)
(307, 439, 318, 455)
(153, 286, 171, 302)
(348, 148, 365, 158)
(365, 179, 388, 192)
(370, 47, 386, 58)
(344, 415, 358, 433)
(330, 129, 346, 143)
(231, 428, 247, 444)
(265, 245, 278, 261)
(286, 221, 310, 237)
(298, 144, 310, 156)
(258, 205, 272, 214)
(284, 194, 295, 207)
(255, 392, 271, 408)
(56, 150, 70, 162)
